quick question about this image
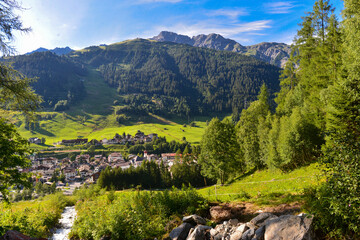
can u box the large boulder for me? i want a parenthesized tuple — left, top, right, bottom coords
(264, 215, 314, 240)
(182, 214, 207, 226)
(250, 212, 278, 228)
(169, 223, 193, 240)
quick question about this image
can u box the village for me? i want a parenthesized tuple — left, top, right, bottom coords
(27, 130, 183, 192)
(29, 130, 161, 146)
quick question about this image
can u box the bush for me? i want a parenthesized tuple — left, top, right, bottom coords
(53, 100, 69, 111)
(70, 187, 207, 240)
(304, 139, 360, 239)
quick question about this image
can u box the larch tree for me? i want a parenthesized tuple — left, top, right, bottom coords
(0, 0, 41, 201)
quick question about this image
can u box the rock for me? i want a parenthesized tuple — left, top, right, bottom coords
(210, 206, 233, 222)
(253, 226, 265, 240)
(264, 215, 314, 240)
(183, 214, 207, 226)
(210, 224, 225, 239)
(241, 228, 255, 240)
(210, 205, 244, 222)
(250, 212, 278, 227)
(228, 219, 239, 226)
(169, 223, 193, 240)
(246, 222, 257, 229)
(229, 224, 249, 240)
(186, 225, 212, 240)
(0, 230, 47, 240)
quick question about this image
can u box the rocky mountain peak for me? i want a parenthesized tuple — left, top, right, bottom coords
(150, 31, 291, 67)
(151, 31, 194, 45)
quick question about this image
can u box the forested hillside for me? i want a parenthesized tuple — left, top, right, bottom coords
(69, 39, 280, 117)
(2, 39, 280, 117)
(1, 52, 87, 109)
(197, 0, 360, 238)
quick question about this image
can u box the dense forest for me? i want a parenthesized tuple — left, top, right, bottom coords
(1, 52, 86, 109)
(69, 40, 280, 116)
(2, 40, 280, 117)
(196, 0, 359, 238)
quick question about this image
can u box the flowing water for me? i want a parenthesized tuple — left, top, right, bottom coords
(50, 206, 76, 240)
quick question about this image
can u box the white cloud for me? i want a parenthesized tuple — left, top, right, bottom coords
(265, 1, 297, 14)
(207, 8, 248, 20)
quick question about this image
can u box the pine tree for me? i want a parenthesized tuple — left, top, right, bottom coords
(236, 84, 270, 169)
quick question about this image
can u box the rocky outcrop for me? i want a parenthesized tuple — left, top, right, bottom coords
(168, 212, 314, 240)
(150, 31, 291, 68)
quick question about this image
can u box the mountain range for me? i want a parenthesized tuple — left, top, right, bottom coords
(4, 33, 282, 118)
(150, 31, 291, 68)
(26, 46, 74, 56)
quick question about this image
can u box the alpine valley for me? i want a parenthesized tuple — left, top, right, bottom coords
(2, 32, 284, 143)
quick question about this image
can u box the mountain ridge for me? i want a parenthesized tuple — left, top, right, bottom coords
(150, 31, 291, 67)
(26, 46, 74, 56)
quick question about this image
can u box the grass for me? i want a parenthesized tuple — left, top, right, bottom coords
(8, 110, 208, 146)
(3, 66, 227, 147)
(0, 193, 75, 238)
(197, 162, 325, 205)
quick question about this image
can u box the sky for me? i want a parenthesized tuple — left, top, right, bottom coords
(13, 0, 344, 54)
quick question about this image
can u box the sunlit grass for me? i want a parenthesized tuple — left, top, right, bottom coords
(197, 163, 325, 205)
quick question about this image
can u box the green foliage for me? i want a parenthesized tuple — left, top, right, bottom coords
(304, 140, 360, 238)
(0, 0, 30, 54)
(236, 84, 270, 170)
(198, 162, 323, 203)
(68, 39, 280, 117)
(0, 118, 32, 201)
(0, 192, 74, 238)
(0, 64, 41, 114)
(53, 100, 69, 111)
(275, 108, 323, 170)
(2, 52, 86, 108)
(303, 1, 360, 238)
(71, 187, 206, 240)
(98, 159, 212, 190)
(199, 118, 241, 184)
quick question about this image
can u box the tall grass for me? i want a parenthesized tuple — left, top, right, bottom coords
(0, 192, 75, 238)
(71, 186, 207, 240)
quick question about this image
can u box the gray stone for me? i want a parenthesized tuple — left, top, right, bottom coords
(241, 228, 255, 240)
(229, 224, 249, 240)
(186, 225, 212, 240)
(253, 226, 265, 240)
(250, 213, 278, 227)
(264, 215, 314, 240)
(169, 223, 193, 240)
(228, 218, 239, 226)
(183, 214, 207, 226)
(246, 222, 257, 229)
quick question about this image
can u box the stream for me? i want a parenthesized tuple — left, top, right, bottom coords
(50, 206, 76, 240)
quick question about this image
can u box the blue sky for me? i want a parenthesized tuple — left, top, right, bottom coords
(14, 0, 344, 54)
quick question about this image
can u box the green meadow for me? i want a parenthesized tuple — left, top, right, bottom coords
(197, 162, 324, 205)
(5, 69, 211, 146)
